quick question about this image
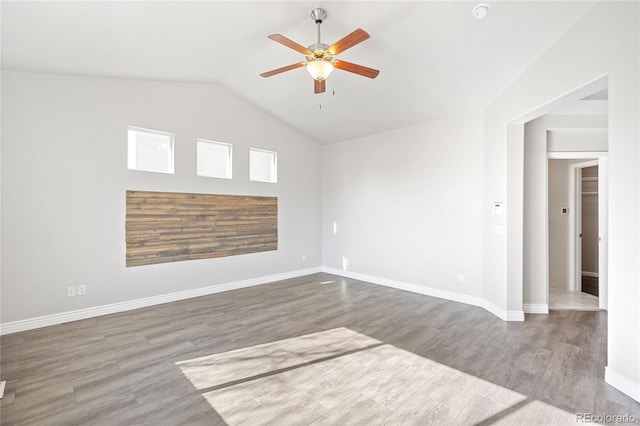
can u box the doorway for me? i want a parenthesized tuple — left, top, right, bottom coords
(569, 157, 608, 310)
(579, 165, 599, 297)
(510, 75, 609, 317)
(547, 155, 608, 311)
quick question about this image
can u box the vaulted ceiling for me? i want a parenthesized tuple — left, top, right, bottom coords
(1, 1, 595, 144)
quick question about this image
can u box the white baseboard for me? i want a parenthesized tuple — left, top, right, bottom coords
(483, 298, 524, 321)
(605, 367, 640, 403)
(0, 265, 532, 334)
(523, 304, 549, 314)
(505, 310, 525, 321)
(0, 267, 322, 336)
(322, 267, 524, 322)
(582, 271, 599, 278)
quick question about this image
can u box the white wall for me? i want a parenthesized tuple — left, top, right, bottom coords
(322, 115, 485, 300)
(548, 160, 570, 288)
(484, 1, 639, 399)
(1, 71, 322, 324)
(523, 120, 546, 308)
(548, 128, 608, 152)
(523, 114, 607, 308)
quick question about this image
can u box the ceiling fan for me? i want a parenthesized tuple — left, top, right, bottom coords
(260, 7, 380, 94)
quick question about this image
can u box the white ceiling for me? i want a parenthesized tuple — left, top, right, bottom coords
(1, 1, 596, 144)
(552, 89, 608, 115)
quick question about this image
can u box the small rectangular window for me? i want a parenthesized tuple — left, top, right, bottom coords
(197, 139, 232, 179)
(127, 126, 174, 174)
(250, 148, 277, 183)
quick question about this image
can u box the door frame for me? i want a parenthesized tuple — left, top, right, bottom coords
(548, 152, 608, 310)
(570, 159, 598, 293)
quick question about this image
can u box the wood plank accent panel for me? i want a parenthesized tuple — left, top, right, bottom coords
(126, 191, 277, 267)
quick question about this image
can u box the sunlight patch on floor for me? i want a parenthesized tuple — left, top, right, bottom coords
(176, 327, 581, 425)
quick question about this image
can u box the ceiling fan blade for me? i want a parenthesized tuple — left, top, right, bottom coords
(314, 79, 326, 94)
(260, 62, 305, 78)
(334, 60, 380, 79)
(268, 34, 313, 55)
(327, 28, 370, 55)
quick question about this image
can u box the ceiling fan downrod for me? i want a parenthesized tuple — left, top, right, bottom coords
(309, 7, 328, 51)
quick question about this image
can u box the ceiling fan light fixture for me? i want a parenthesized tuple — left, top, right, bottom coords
(306, 59, 334, 80)
(260, 7, 379, 94)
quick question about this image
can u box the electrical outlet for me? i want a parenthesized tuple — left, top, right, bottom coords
(301, 254, 306, 262)
(458, 274, 465, 284)
(78, 285, 86, 295)
(67, 286, 76, 297)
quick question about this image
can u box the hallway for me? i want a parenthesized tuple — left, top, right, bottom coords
(549, 283, 599, 310)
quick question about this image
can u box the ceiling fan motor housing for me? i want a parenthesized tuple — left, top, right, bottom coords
(306, 43, 332, 63)
(310, 7, 327, 23)
(307, 8, 331, 62)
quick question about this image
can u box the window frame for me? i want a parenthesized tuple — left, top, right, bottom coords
(249, 147, 278, 183)
(127, 126, 175, 174)
(196, 138, 233, 180)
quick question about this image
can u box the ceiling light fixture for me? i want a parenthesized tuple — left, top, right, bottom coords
(306, 8, 334, 81)
(306, 58, 334, 80)
(472, 4, 490, 19)
(260, 7, 379, 94)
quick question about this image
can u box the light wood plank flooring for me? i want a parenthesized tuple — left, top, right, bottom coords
(550, 285, 600, 311)
(1, 273, 639, 425)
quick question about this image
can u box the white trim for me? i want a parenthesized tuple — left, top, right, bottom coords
(321, 267, 484, 307)
(567, 158, 608, 307)
(547, 151, 607, 159)
(569, 159, 601, 293)
(127, 126, 175, 174)
(0, 381, 5, 399)
(506, 310, 525, 321)
(196, 138, 233, 180)
(605, 367, 640, 403)
(482, 300, 506, 320)
(523, 304, 549, 314)
(575, 164, 584, 292)
(249, 147, 277, 183)
(597, 156, 608, 310)
(322, 267, 524, 322)
(0, 267, 322, 336)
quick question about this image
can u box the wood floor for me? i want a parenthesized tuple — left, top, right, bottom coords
(1, 273, 639, 425)
(549, 285, 599, 311)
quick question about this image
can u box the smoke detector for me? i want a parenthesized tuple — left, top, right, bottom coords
(472, 4, 490, 19)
